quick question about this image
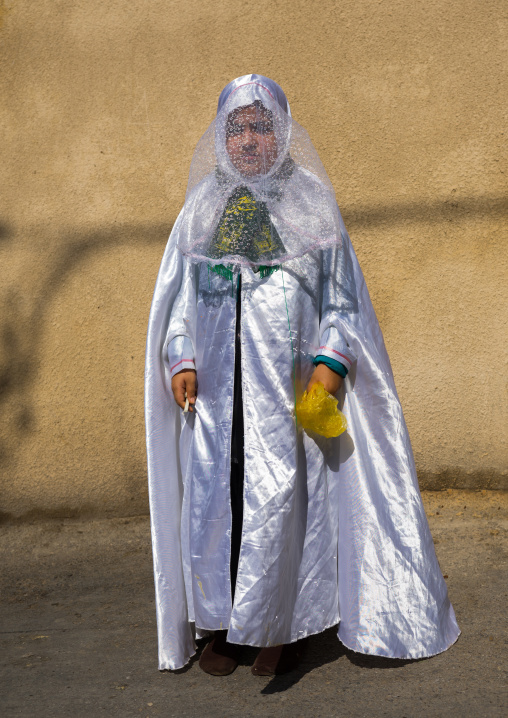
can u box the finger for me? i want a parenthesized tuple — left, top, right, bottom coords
(172, 380, 186, 409)
(185, 380, 197, 411)
(185, 374, 197, 403)
(184, 389, 195, 413)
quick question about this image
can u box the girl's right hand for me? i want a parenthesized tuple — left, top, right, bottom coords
(171, 369, 197, 412)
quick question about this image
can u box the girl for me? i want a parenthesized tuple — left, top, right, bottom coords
(145, 74, 459, 676)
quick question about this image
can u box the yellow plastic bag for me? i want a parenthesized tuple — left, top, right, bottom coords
(295, 382, 347, 438)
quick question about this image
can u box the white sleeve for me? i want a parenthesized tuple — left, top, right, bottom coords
(163, 259, 197, 376)
(315, 326, 356, 372)
(167, 336, 195, 378)
(319, 244, 358, 369)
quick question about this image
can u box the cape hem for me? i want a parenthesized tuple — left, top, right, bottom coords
(193, 617, 341, 648)
(158, 648, 197, 672)
(157, 625, 462, 671)
(337, 627, 461, 661)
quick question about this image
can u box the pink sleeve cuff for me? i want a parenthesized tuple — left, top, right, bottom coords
(317, 326, 356, 368)
(167, 336, 195, 378)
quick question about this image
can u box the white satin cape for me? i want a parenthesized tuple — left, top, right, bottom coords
(145, 207, 460, 671)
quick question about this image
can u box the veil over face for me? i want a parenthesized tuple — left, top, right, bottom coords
(224, 103, 279, 178)
(176, 74, 344, 269)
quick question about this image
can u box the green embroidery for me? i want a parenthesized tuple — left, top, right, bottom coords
(257, 265, 280, 278)
(209, 263, 234, 281)
(208, 263, 279, 281)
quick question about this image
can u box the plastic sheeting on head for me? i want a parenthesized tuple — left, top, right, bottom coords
(177, 75, 344, 269)
(217, 74, 292, 116)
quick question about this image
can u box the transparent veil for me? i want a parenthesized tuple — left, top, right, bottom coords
(176, 75, 344, 269)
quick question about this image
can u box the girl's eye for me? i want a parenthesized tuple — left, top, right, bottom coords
(252, 122, 273, 134)
(228, 124, 244, 136)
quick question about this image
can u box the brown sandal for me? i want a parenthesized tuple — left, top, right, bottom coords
(251, 638, 308, 676)
(198, 631, 242, 676)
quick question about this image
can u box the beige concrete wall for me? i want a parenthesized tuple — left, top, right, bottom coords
(1, 0, 506, 519)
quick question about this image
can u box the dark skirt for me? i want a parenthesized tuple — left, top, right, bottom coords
(230, 277, 244, 597)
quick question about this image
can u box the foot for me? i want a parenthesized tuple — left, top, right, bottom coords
(251, 638, 308, 676)
(198, 631, 241, 676)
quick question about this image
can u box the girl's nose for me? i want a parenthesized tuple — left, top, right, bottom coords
(242, 126, 258, 147)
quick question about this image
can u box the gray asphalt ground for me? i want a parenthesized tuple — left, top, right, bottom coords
(1, 490, 506, 718)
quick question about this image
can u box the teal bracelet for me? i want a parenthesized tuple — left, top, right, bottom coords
(313, 355, 348, 378)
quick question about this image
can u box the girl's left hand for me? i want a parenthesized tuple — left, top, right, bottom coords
(306, 364, 343, 396)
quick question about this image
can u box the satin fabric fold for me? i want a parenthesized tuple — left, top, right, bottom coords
(145, 207, 460, 670)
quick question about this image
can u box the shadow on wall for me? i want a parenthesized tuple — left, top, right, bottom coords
(0, 194, 506, 514)
(0, 221, 171, 497)
(343, 194, 507, 229)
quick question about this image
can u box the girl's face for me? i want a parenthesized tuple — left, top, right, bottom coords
(225, 104, 278, 177)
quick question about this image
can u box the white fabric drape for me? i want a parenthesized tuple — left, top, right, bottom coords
(144, 75, 459, 670)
